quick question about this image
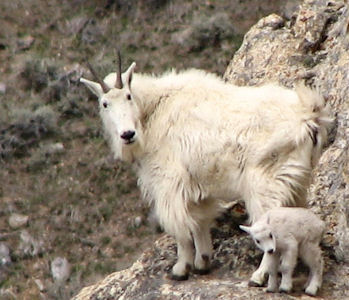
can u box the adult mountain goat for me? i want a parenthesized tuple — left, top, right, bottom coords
(80, 55, 332, 280)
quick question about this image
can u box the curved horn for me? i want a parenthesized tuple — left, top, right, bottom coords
(115, 50, 123, 89)
(86, 62, 110, 93)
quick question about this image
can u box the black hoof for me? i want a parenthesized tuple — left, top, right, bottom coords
(248, 280, 263, 287)
(193, 254, 211, 275)
(193, 267, 211, 275)
(169, 263, 191, 281)
(170, 273, 189, 281)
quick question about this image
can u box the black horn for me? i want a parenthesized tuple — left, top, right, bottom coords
(115, 50, 123, 89)
(87, 62, 110, 93)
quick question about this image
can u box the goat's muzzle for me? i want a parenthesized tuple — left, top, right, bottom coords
(120, 130, 136, 144)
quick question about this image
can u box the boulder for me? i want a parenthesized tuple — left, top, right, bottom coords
(8, 213, 29, 229)
(51, 257, 71, 283)
(73, 0, 349, 299)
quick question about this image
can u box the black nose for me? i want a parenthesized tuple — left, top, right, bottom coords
(120, 130, 135, 141)
(268, 249, 274, 254)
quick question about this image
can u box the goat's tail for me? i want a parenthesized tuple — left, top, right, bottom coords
(246, 85, 333, 223)
(295, 84, 333, 167)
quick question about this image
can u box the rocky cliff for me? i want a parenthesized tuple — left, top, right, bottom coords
(73, 0, 349, 299)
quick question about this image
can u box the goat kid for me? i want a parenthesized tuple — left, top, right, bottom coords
(80, 57, 332, 280)
(240, 207, 325, 296)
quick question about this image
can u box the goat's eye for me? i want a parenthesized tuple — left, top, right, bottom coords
(269, 233, 273, 239)
(126, 94, 132, 101)
(103, 102, 108, 108)
(256, 239, 260, 244)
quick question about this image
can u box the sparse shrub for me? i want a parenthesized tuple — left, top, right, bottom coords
(22, 63, 48, 92)
(172, 12, 237, 52)
(0, 105, 58, 159)
(21, 59, 58, 92)
(83, 260, 115, 278)
(12, 106, 58, 139)
(138, 0, 169, 10)
(111, 0, 169, 15)
(123, 245, 135, 254)
(58, 97, 83, 118)
(126, 224, 137, 237)
(44, 77, 69, 103)
(26, 143, 64, 172)
(81, 19, 102, 45)
(21, 59, 76, 107)
(98, 205, 113, 222)
(100, 236, 111, 246)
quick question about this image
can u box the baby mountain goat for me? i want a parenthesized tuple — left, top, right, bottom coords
(240, 207, 325, 296)
(80, 54, 332, 280)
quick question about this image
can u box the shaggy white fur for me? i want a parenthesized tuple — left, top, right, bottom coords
(240, 207, 325, 296)
(80, 63, 332, 280)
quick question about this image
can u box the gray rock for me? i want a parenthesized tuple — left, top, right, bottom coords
(73, 1, 349, 299)
(134, 216, 143, 228)
(16, 35, 35, 51)
(0, 243, 11, 266)
(0, 289, 17, 300)
(8, 213, 29, 229)
(18, 230, 43, 257)
(34, 279, 45, 292)
(51, 257, 71, 283)
(43, 142, 65, 156)
(0, 82, 6, 94)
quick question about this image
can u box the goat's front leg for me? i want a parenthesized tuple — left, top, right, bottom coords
(192, 222, 212, 274)
(249, 251, 269, 286)
(279, 243, 298, 293)
(171, 235, 194, 280)
(265, 253, 280, 293)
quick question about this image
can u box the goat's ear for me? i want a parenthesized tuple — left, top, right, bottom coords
(124, 62, 136, 88)
(239, 225, 251, 234)
(80, 78, 104, 98)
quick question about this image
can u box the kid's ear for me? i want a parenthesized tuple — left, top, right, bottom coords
(123, 62, 136, 88)
(239, 225, 251, 234)
(80, 78, 104, 98)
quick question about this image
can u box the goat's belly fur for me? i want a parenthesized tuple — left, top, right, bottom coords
(137, 86, 322, 228)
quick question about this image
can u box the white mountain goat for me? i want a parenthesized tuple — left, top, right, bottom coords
(240, 207, 325, 296)
(80, 54, 332, 280)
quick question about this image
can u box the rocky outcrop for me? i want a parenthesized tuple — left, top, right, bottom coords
(73, 0, 349, 299)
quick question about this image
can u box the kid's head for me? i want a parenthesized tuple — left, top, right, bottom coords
(240, 220, 276, 254)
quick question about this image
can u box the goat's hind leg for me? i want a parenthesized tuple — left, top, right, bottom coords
(192, 222, 213, 275)
(300, 243, 323, 296)
(171, 235, 194, 280)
